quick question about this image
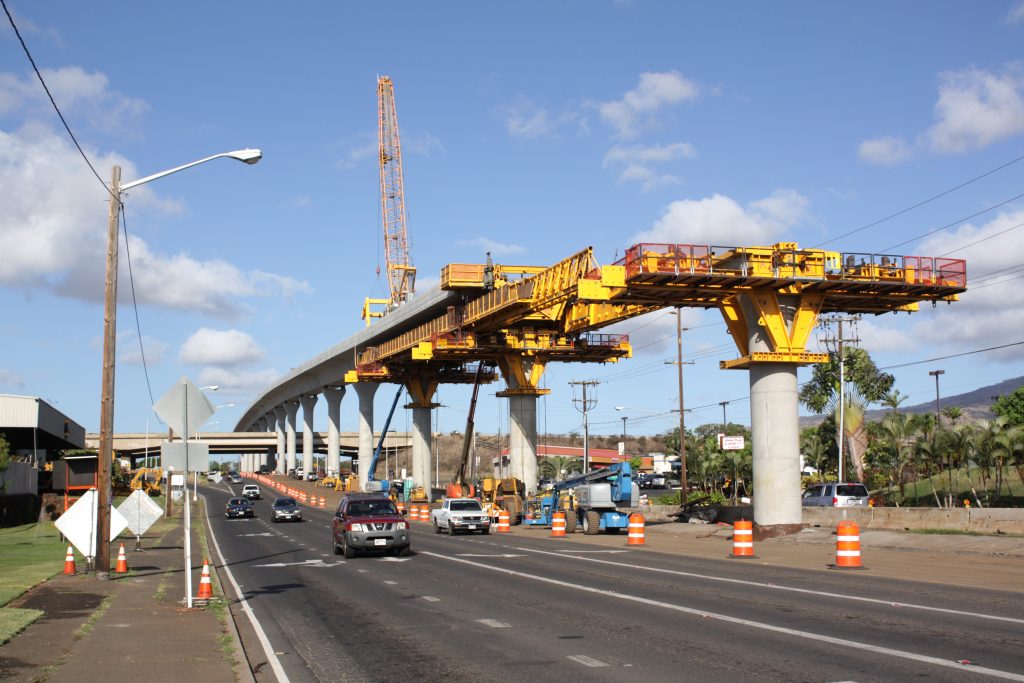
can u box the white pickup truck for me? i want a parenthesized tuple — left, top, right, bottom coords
(430, 498, 491, 536)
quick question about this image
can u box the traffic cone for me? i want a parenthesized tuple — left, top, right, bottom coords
(115, 543, 128, 573)
(197, 560, 214, 600)
(63, 545, 76, 575)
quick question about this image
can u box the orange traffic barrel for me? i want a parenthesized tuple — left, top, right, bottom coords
(496, 509, 511, 533)
(833, 520, 865, 569)
(396, 501, 406, 515)
(627, 513, 646, 546)
(409, 504, 421, 521)
(551, 511, 566, 537)
(319, 496, 326, 507)
(419, 505, 431, 522)
(730, 519, 756, 558)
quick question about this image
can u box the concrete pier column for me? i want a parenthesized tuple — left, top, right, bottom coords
(256, 417, 267, 432)
(411, 407, 432, 499)
(509, 395, 539, 494)
(261, 413, 275, 469)
(285, 401, 299, 475)
(353, 384, 378, 491)
(323, 386, 345, 478)
(274, 406, 286, 474)
(300, 394, 318, 478)
(750, 365, 801, 530)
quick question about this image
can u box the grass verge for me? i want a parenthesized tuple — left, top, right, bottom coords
(0, 607, 44, 646)
(0, 522, 71, 644)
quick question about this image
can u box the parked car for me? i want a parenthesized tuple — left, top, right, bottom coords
(295, 467, 306, 480)
(306, 470, 319, 482)
(801, 482, 870, 507)
(242, 484, 261, 500)
(332, 494, 410, 558)
(225, 497, 254, 519)
(271, 496, 303, 523)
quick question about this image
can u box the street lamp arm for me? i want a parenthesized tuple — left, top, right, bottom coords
(120, 149, 262, 191)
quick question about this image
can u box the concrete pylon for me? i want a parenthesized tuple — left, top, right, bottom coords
(274, 406, 286, 474)
(323, 386, 345, 478)
(300, 394, 317, 478)
(411, 407, 432, 500)
(285, 401, 299, 475)
(509, 395, 538, 495)
(353, 384, 378, 491)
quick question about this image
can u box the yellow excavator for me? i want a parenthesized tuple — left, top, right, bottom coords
(480, 477, 525, 525)
(130, 468, 162, 496)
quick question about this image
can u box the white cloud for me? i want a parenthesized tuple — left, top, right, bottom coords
(454, 237, 526, 256)
(0, 67, 146, 135)
(634, 189, 810, 245)
(180, 328, 266, 366)
(603, 142, 696, 190)
(0, 368, 25, 389)
(118, 332, 169, 365)
(0, 101, 306, 320)
(500, 98, 554, 139)
(197, 366, 281, 394)
(599, 71, 700, 138)
(923, 65, 1024, 153)
(338, 130, 442, 168)
(857, 136, 912, 165)
(1007, 1, 1024, 24)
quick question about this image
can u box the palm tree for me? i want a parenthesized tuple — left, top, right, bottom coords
(800, 428, 829, 482)
(537, 456, 582, 482)
(879, 412, 913, 504)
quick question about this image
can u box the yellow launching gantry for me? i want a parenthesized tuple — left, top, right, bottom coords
(345, 241, 966, 390)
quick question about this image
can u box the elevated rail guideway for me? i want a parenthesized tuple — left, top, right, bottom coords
(237, 241, 965, 536)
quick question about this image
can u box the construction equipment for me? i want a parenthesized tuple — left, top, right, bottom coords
(479, 477, 525, 525)
(363, 75, 416, 324)
(129, 468, 162, 496)
(446, 362, 489, 498)
(525, 462, 638, 535)
(364, 387, 404, 493)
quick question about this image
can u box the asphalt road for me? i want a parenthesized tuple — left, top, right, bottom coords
(203, 481, 1024, 683)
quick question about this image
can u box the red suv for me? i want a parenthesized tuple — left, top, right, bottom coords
(332, 495, 410, 558)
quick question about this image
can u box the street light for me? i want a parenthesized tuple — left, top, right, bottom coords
(96, 149, 261, 580)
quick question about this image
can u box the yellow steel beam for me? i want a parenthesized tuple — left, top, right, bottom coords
(405, 377, 440, 408)
(495, 354, 551, 397)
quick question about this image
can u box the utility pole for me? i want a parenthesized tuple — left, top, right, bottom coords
(821, 315, 860, 482)
(664, 309, 693, 501)
(569, 380, 600, 472)
(97, 165, 121, 579)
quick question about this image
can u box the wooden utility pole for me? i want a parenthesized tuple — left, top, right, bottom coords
(97, 165, 121, 579)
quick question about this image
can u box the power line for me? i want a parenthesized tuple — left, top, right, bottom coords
(813, 148, 1024, 248)
(879, 189, 1024, 253)
(120, 209, 163, 423)
(880, 341, 1024, 370)
(1, 0, 114, 200)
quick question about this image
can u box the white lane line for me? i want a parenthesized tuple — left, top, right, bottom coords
(422, 596, 441, 602)
(567, 655, 608, 668)
(513, 546, 1024, 626)
(554, 550, 628, 554)
(384, 580, 397, 585)
(422, 551, 1024, 682)
(477, 618, 510, 628)
(203, 498, 290, 683)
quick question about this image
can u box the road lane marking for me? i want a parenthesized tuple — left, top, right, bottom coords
(513, 546, 1024, 626)
(477, 619, 510, 628)
(422, 596, 441, 602)
(252, 559, 345, 568)
(203, 497, 291, 683)
(457, 554, 525, 558)
(567, 655, 608, 668)
(422, 551, 1024, 682)
(554, 550, 628, 554)
(384, 580, 397, 585)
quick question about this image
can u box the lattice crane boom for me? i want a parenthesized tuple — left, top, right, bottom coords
(364, 76, 416, 324)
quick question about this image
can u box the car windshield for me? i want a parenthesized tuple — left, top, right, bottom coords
(274, 498, 297, 507)
(228, 498, 246, 505)
(450, 500, 483, 511)
(347, 500, 397, 516)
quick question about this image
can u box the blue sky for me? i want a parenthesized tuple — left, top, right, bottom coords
(2, 1, 1024, 441)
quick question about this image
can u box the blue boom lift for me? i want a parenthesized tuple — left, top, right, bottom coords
(524, 461, 639, 535)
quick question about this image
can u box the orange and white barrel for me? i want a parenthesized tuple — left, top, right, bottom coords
(834, 520, 865, 569)
(551, 511, 566, 537)
(730, 519, 755, 558)
(496, 509, 511, 533)
(419, 505, 431, 522)
(396, 501, 406, 515)
(627, 513, 646, 546)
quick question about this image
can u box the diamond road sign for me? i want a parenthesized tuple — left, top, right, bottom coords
(54, 489, 128, 559)
(118, 490, 163, 537)
(153, 377, 216, 438)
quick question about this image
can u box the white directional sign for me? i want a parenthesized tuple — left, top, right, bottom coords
(719, 434, 746, 451)
(160, 441, 211, 473)
(118, 490, 163, 537)
(153, 377, 216, 438)
(54, 489, 128, 559)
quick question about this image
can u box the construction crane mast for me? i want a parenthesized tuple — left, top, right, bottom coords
(364, 75, 416, 324)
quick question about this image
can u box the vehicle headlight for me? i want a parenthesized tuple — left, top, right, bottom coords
(397, 521, 408, 530)
(348, 523, 365, 532)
